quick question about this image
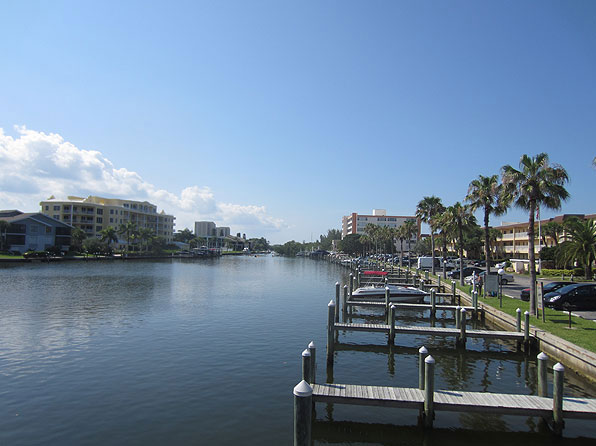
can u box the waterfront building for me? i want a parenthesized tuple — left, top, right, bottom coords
(0, 210, 73, 253)
(194, 221, 244, 250)
(492, 213, 596, 260)
(341, 209, 420, 249)
(39, 195, 175, 248)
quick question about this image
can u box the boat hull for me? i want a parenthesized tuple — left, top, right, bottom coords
(351, 286, 426, 303)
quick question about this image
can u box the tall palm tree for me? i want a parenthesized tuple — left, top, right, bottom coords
(558, 218, 596, 280)
(118, 221, 138, 254)
(402, 219, 417, 267)
(502, 153, 569, 314)
(443, 203, 477, 285)
(435, 211, 454, 279)
(416, 196, 444, 275)
(99, 226, 119, 251)
(466, 174, 507, 274)
(364, 223, 380, 255)
(396, 226, 406, 267)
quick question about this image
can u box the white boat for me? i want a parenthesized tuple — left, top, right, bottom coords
(352, 284, 427, 303)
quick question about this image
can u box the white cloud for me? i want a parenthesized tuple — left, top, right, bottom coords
(0, 126, 286, 237)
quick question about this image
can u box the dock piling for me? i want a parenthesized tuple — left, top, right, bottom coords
(335, 283, 340, 323)
(537, 352, 548, 397)
(385, 287, 390, 323)
(308, 341, 316, 384)
(424, 355, 435, 428)
(553, 363, 565, 435)
(327, 300, 336, 365)
(418, 346, 428, 390)
(524, 311, 530, 348)
(293, 380, 313, 446)
(451, 281, 456, 305)
(389, 305, 396, 344)
(516, 308, 522, 332)
(342, 285, 348, 320)
(430, 289, 436, 317)
(455, 305, 461, 328)
(302, 349, 311, 383)
(459, 308, 467, 347)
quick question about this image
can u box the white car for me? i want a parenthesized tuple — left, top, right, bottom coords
(464, 271, 515, 286)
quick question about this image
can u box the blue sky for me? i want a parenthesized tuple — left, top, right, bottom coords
(1, 1, 595, 244)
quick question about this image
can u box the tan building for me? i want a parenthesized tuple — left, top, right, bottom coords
(341, 209, 420, 249)
(492, 213, 596, 259)
(40, 195, 175, 247)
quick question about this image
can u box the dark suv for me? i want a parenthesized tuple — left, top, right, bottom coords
(447, 267, 483, 279)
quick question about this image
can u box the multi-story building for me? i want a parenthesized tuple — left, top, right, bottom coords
(341, 209, 420, 247)
(492, 213, 596, 259)
(0, 210, 73, 253)
(194, 221, 234, 248)
(40, 196, 175, 246)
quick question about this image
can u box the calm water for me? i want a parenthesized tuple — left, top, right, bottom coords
(0, 256, 595, 446)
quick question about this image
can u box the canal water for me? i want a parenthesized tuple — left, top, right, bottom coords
(0, 256, 595, 445)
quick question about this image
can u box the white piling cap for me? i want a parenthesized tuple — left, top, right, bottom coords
(328, 300, 335, 307)
(419, 346, 428, 354)
(554, 362, 565, 372)
(537, 352, 548, 361)
(524, 311, 529, 316)
(385, 287, 390, 291)
(425, 355, 435, 364)
(516, 308, 521, 313)
(335, 282, 340, 286)
(293, 380, 313, 397)
(343, 284, 348, 289)
(308, 341, 315, 349)
(460, 308, 466, 314)
(302, 349, 311, 357)
(456, 306, 461, 310)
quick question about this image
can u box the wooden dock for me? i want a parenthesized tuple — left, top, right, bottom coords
(334, 322, 528, 342)
(311, 383, 596, 419)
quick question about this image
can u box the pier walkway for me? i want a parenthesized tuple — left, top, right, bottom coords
(312, 383, 596, 419)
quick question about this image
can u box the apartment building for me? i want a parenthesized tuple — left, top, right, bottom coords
(0, 210, 73, 253)
(40, 196, 175, 246)
(492, 213, 596, 259)
(341, 209, 420, 247)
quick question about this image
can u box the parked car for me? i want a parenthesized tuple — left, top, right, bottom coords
(464, 271, 514, 286)
(520, 281, 574, 301)
(417, 256, 441, 270)
(448, 267, 483, 279)
(544, 283, 596, 310)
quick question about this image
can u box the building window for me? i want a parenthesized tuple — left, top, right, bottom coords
(53, 215, 60, 220)
(110, 218, 113, 223)
(97, 217, 103, 223)
(96, 226, 102, 232)
(45, 206, 49, 211)
(97, 209, 103, 215)
(110, 209, 114, 214)
(53, 205, 60, 211)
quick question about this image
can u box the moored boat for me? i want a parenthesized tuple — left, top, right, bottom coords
(352, 284, 426, 303)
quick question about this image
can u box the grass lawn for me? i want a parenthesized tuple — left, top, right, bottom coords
(478, 294, 596, 353)
(0, 254, 24, 259)
(427, 271, 596, 353)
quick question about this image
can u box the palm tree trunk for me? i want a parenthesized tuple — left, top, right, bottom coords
(442, 235, 447, 279)
(528, 202, 537, 315)
(459, 224, 465, 286)
(431, 233, 436, 275)
(399, 239, 403, 267)
(484, 207, 491, 275)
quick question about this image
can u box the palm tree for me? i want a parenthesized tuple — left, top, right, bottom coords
(138, 227, 155, 252)
(557, 218, 596, 279)
(70, 227, 87, 252)
(395, 226, 406, 267)
(443, 203, 477, 285)
(364, 223, 380, 256)
(402, 219, 417, 267)
(542, 221, 564, 247)
(99, 226, 119, 251)
(502, 153, 569, 314)
(0, 220, 9, 251)
(466, 175, 506, 274)
(416, 196, 444, 275)
(435, 211, 454, 279)
(118, 221, 138, 254)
